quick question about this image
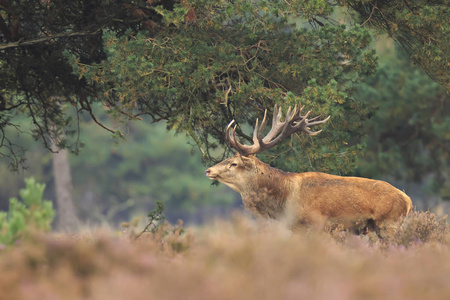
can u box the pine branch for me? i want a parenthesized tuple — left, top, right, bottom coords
(0, 28, 103, 50)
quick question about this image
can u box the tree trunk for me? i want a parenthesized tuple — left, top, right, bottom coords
(51, 144, 80, 232)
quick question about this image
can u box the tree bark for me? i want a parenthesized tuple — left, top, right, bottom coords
(51, 144, 80, 232)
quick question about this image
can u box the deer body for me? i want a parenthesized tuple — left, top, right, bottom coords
(205, 102, 412, 237)
(207, 154, 412, 237)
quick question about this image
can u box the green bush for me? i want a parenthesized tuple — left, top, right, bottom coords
(0, 177, 55, 247)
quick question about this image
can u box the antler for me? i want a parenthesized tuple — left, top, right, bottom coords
(226, 103, 330, 156)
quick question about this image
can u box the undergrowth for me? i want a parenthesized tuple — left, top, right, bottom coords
(389, 210, 448, 246)
(328, 209, 449, 248)
(0, 210, 449, 300)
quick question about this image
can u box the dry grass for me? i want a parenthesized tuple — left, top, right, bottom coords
(1, 211, 449, 300)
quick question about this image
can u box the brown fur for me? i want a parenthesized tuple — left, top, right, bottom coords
(206, 154, 412, 238)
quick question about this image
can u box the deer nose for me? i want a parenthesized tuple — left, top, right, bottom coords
(205, 169, 211, 176)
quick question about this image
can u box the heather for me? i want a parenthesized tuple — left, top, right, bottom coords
(1, 211, 449, 300)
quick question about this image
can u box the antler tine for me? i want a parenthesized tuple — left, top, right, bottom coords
(230, 124, 249, 155)
(261, 104, 285, 144)
(252, 117, 263, 150)
(298, 104, 305, 117)
(255, 109, 269, 142)
(286, 104, 298, 123)
(303, 109, 312, 120)
(260, 109, 269, 133)
(306, 115, 331, 127)
(225, 119, 261, 155)
(225, 120, 238, 149)
(225, 120, 245, 154)
(304, 115, 321, 122)
(285, 106, 293, 122)
(291, 104, 310, 123)
(225, 120, 235, 142)
(253, 118, 259, 141)
(294, 113, 331, 136)
(274, 104, 282, 124)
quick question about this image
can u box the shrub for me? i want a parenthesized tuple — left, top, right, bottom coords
(0, 177, 55, 247)
(121, 201, 191, 254)
(389, 210, 448, 247)
(326, 209, 449, 248)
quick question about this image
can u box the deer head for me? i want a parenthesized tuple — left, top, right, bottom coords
(205, 103, 330, 192)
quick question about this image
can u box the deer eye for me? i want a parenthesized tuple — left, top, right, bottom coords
(230, 163, 238, 168)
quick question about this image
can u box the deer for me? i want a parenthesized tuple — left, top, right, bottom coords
(205, 103, 412, 238)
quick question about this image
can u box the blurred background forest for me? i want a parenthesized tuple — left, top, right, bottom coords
(0, 0, 449, 231)
(0, 115, 237, 226)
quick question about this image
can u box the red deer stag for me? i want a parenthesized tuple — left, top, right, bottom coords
(205, 103, 412, 237)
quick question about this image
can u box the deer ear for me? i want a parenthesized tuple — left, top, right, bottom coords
(240, 154, 255, 167)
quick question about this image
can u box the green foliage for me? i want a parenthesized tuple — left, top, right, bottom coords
(0, 177, 54, 246)
(356, 49, 450, 197)
(2, 0, 449, 179)
(0, 0, 164, 168)
(71, 0, 377, 174)
(340, 0, 450, 92)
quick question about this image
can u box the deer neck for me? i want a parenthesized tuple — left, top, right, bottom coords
(240, 160, 292, 219)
